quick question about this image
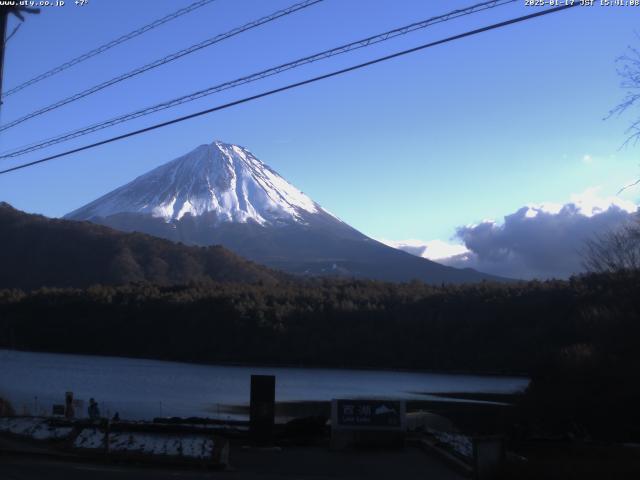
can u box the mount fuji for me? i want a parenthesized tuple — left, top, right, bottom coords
(66, 141, 501, 284)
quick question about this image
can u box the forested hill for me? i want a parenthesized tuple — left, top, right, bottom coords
(1, 271, 638, 376)
(1, 269, 639, 439)
(0, 202, 281, 289)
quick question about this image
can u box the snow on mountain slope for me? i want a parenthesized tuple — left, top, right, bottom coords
(66, 141, 328, 225)
(65, 139, 507, 284)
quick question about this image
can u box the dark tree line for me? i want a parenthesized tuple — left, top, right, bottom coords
(1, 270, 640, 441)
(1, 272, 637, 374)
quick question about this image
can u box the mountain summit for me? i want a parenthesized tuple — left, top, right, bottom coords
(66, 140, 503, 284)
(67, 141, 329, 226)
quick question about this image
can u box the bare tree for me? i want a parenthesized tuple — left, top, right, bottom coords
(609, 41, 640, 145)
(583, 216, 640, 273)
(583, 42, 640, 270)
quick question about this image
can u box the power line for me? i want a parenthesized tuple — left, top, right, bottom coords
(1, 0, 218, 99)
(0, 3, 579, 176)
(0, 0, 517, 158)
(0, 0, 324, 133)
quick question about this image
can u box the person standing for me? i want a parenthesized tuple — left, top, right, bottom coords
(88, 398, 100, 420)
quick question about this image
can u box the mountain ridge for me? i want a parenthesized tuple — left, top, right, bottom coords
(66, 141, 335, 226)
(0, 202, 281, 290)
(65, 140, 507, 284)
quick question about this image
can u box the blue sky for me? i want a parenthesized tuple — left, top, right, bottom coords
(0, 0, 639, 262)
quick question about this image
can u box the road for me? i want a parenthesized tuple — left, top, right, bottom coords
(0, 446, 466, 479)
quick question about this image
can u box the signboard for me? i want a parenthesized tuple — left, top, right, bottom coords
(474, 436, 505, 480)
(332, 399, 406, 430)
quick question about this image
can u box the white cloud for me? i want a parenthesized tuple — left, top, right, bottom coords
(568, 187, 636, 216)
(379, 238, 469, 260)
(384, 188, 639, 280)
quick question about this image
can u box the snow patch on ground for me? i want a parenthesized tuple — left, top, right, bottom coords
(0, 417, 73, 441)
(109, 432, 213, 458)
(73, 427, 105, 449)
(73, 428, 214, 459)
(429, 429, 473, 458)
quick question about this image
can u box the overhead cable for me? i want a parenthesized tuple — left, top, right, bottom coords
(0, 0, 515, 156)
(0, 4, 579, 176)
(1, 0, 218, 98)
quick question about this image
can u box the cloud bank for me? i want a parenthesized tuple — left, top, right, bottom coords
(380, 238, 469, 260)
(386, 189, 638, 280)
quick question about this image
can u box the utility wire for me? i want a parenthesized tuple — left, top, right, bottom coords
(0, 0, 516, 158)
(0, 0, 323, 132)
(1, 0, 218, 99)
(0, 4, 578, 176)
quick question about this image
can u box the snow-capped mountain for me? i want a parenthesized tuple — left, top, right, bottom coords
(67, 141, 330, 226)
(66, 140, 503, 284)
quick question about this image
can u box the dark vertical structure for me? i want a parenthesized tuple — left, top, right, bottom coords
(249, 374, 275, 445)
(0, 7, 8, 103)
(0, 5, 39, 113)
(64, 391, 74, 419)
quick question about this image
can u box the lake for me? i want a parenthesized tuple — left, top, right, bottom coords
(0, 349, 528, 421)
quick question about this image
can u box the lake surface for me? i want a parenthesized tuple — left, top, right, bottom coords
(0, 349, 528, 420)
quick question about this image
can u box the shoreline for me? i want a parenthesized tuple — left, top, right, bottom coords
(0, 347, 530, 380)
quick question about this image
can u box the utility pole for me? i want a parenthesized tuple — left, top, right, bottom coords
(0, 6, 40, 115)
(0, 7, 9, 104)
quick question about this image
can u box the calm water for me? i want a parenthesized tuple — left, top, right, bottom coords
(0, 349, 528, 420)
